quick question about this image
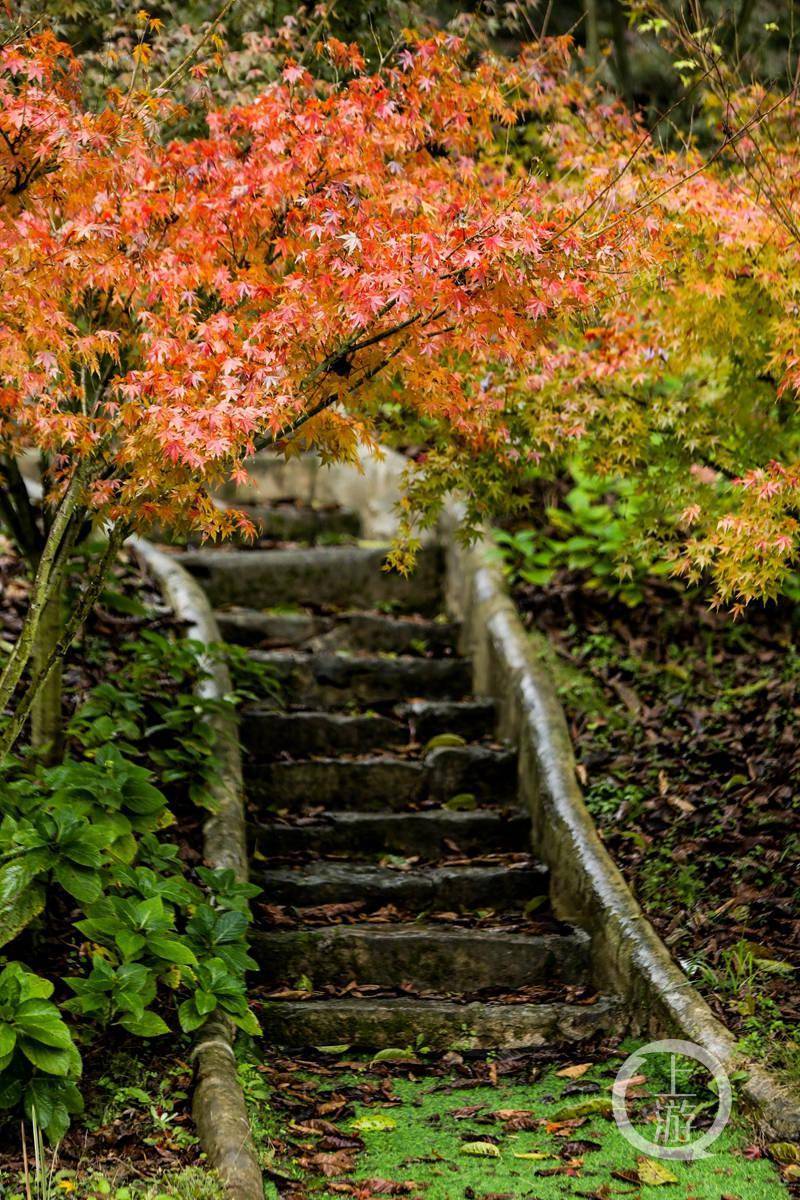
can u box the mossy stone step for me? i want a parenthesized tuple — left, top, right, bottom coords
(425, 745, 516, 801)
(251, 809, 530, 858)
(398, 700, 494, 744)
(174, 544, 443, 612)
(243, 700, 496, 759)
(252, 926, 590, 990)
(314, 613, 460, 656)
(397, 699, 496, 742)
(260, 995, 622, 1050)
(216, 609, 459, 654)
(215, 611, 318, 649)
(246, 746, 516, 810)
(243, 710, 408, 758)
(258, 861, 547, 909)
(248, 756, 424, 810)
(226, 502, 362, 544)
(246, 651, 472, 708)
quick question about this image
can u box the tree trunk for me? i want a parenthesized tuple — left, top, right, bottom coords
(584, 0, 600, 68)
(0, 464, 87, 716)
(0, 524, 126, 764)
(29, 578, 64, 763)
(30, 577, 64, 764)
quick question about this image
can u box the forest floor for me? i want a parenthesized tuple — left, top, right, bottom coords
(510, 567, 800, 1083)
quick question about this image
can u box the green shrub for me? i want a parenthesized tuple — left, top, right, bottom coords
(494, 466, 673, 606)
(0, 963, 83, 1141)
(0, 634, 272, 1140)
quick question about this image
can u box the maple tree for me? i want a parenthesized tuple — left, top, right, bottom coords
(4, 9, 800, 761)
(521, 14, 800, 611)
(0, 26, 658, 757)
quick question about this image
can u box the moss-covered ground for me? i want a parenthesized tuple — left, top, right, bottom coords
(243, 1043, 793, 1199)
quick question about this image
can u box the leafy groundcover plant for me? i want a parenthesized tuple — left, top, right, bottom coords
(0, 552, 273, 1176)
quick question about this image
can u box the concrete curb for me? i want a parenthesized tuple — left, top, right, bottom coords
(442, 518, 800, 1141)
(132, 538, 264, 1200)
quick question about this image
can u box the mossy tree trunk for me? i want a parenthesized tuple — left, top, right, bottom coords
(30, 577, 64, 764)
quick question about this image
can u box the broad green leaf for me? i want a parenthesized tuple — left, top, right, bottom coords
(53, 862, 102, 905)
(147, 936, 198, 965)
(119, 1011, 170, 1038)
(0, 884, 45, 949)
(18, 1039, 78, 1077)
(116, 930, 147, 959)
(178, 998, 205, 1033)
(15, 1002, 73, 1048)
(0, 1022, 16, 1058)
(230, 1007, 261, 1036)
(194, 989, 218, 1016)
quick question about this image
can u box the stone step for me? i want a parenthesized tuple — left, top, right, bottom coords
(399, 699, 496, 743)
(216, 610, 460, 655)
(243, 701, 495, 758)
(246, 746, 516, 810)
(226, 501, 362, 544)
(424, 745, 517, 801)
(215, 611, 318, 649)
(248, 757, 423, 811)
(174, 544, 443, 612)
(246, 651, 472, 709)
(258, 862, 547, 910)
(243, 711, 408, 759)
(261, 995, 622, 1050)
(253, 926, 590, 990)
(314, 613, 460, 656)
(251, 809, 530, 858)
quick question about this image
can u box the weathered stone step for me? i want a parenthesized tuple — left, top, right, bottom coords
(399, 699, 496, 743)
(242, 700, 496, 758)
(216, 611, 460, 655)
(261, 996, 622, 1050)
(251, 809, 529, 858)
(215, 611, 318, 649)
(258, 861, 547, 909)
(243, 710, 407, 758)
(248, 756, 422, 810)
(174, 544, 443, 612)
(425, 745, 516, 801)
(226, 501, 362, 544)
(246, 651, 472, 708)
(314, 613, 459, 656)
(253, 926, 590, 990)
(246, 746, 516, 810)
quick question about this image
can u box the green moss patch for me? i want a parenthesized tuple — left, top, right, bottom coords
(243, 1045, 791, 1199)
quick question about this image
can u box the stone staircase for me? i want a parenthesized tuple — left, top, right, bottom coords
(176, 498, 622, 1052)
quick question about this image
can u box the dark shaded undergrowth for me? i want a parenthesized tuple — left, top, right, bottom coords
(512, 569, 799, 1081)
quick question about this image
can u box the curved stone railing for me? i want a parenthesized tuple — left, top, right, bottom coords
(132, 538, 264, 1200)
(441, 512, 800, 1141)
